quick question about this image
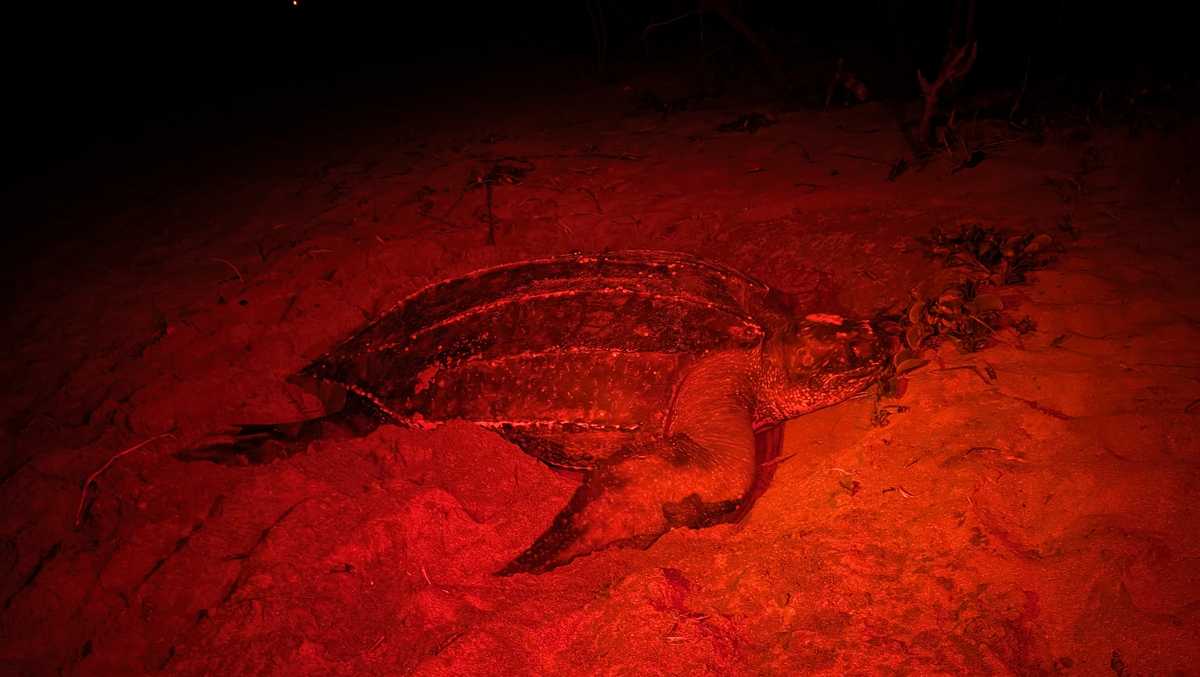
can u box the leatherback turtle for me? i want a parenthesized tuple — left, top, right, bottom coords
(186, 250, 897, 574)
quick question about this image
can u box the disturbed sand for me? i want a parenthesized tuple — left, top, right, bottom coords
(2, 70, 1198, 674)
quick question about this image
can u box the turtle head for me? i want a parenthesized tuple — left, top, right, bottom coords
(763, 312, 895, 421)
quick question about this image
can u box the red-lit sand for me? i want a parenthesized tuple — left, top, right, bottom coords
(2, 73, 1198, 675)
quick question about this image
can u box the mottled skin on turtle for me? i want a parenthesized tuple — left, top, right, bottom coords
(182, 251, 895, 575)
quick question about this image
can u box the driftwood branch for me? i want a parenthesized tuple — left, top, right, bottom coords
(641, 1, 785, 91)
(917, 41, 978, 149)
(915, 0, 978, 151)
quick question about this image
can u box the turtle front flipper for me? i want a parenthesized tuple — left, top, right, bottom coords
(177, 417, 332, 465)
(177, 392, 382, 465)
(496, 435, 746, 575)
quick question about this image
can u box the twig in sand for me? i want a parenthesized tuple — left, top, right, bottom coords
(76, 433, 176, 528)
(220, 498, 312, 606)
(420, 564, 449, 593)
(1015, 397, 1073, 420)
(211, 258, 244, 284)
(578, 187, 602, 213)
(641, 9, 700, 41)
(3, 541, 60, 610)
(833, 152, 891, 166)
(935, 364, 993, 385)
(967, 314, 1018, 346)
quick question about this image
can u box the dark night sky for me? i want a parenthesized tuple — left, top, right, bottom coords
(2, 1, 1194, 189)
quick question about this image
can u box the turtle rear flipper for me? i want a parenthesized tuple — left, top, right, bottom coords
(496, 436, 746, 575)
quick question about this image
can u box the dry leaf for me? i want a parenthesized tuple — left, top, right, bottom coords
(905, 324, 926, 350)
(908, 301, 925, 324)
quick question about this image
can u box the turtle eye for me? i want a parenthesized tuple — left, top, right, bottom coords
(843, 343, 859, 366)
(789, 344, 817, 370)
(849, 338, 875, 362)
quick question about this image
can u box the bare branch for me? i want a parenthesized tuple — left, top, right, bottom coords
(916, 41, 979, 149)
